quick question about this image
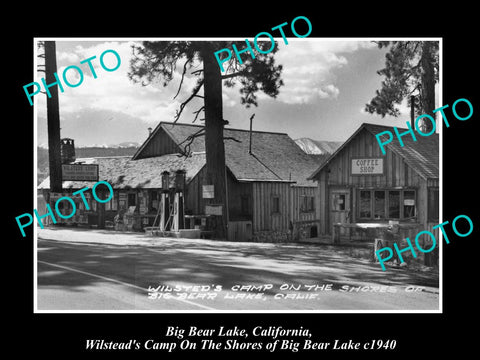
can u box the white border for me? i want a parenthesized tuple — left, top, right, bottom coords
(33, 37, 443, 314)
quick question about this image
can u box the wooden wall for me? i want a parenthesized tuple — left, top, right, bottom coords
(227, 176, 253, 221)
(325, 128, 424, 188)
(252, 182, 291, 232)
(315, 128, 437, 235)
(185, 167, 254, 221)
(135, 127, 180, 159)
(185, 166, 208, 215)
(290, 186, 319, 223)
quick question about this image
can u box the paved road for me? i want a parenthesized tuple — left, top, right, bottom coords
(37, 229, 439, 311)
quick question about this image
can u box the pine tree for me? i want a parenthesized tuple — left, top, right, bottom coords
(128, 41, 284, 238)
(365, 41, 439, 132)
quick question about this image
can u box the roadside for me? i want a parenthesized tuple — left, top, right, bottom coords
(36, 227, 440, 310)
(37, 227, 439, 273)
(37, 227, 440, 289)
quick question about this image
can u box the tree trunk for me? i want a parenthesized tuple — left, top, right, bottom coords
(420, 41, 436, 133)
(44, 41, 63, 193)
(201, 43, 227, 239)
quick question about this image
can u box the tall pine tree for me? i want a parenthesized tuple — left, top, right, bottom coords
(365, 41, 439, 132)
(128, 41, 283, 238)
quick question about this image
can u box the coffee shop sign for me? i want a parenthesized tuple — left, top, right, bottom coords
(351, 158, 384, 175)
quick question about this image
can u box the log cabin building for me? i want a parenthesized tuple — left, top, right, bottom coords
(38, 122, 323, 242)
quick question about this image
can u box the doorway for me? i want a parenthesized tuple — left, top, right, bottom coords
(330, 189, 351, 235)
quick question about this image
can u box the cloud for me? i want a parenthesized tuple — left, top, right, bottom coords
(270, 39, 375, 104)
(57, 51, 80, 63)
(36, 40, 194, 124)
(34, 39, 377, 123)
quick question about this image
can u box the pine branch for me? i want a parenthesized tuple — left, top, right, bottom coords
(223, 136, 241, 143)
(407, 84, 420, 96)
(173, 58, 191, 100)
(221, 71, 248, 80)
(176, 128, 205, 157)
(192, 106, 205, 123)
(191, 69, 203, 76)
(173, 79, 204, 123)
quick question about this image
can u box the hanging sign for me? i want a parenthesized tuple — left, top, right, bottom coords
(351, 158, 384, 175)
(202, 185, 215, 199)
(205, 204, 222, 216)
(62, 164, 99, 181)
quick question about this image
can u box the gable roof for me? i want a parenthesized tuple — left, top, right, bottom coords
(135, 122, 322, 186)
(38, 153, 206, 190)
(309, 122, 439, 180)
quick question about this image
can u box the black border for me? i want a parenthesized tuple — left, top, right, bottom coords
(8, 6, 479, 358)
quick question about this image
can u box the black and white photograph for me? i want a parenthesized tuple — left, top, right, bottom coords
(8, 8, 478, 357)
(33, 38, 441, 312)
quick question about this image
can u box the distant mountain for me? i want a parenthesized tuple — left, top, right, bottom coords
(38, 141, 140, 149)
(295, 138, 343, 155)
(115, 142, 140, 148)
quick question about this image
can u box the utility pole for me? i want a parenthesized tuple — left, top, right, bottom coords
(410, 95, 415, 130)
(44, 41, 62, 193)
(249, 113, 255, 155)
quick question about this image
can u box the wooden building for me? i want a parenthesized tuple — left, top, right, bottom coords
(38, 122, 323, 242)
(309, 123, 439, 263)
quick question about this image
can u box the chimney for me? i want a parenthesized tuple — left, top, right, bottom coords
(148, 127, 153, 136)
(60, 138, 76, 164)
(249, 114, 255, 155)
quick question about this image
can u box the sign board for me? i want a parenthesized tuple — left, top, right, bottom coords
(404, 199, 415, 206)
(351, 158, 384, 175)
(202, 185, 214, 199)
(62, 164, 99, 181)
(205, 204, 223, 216)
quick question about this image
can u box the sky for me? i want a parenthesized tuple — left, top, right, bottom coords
(34, 38, 436, 147)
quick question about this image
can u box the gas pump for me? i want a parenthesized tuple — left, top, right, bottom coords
(171, 170, 185, 231)
(153, 170, 185, 232)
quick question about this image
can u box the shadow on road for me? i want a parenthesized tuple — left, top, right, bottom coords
(38, 234, 439, 300)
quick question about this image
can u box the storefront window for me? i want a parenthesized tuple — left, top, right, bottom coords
(105, 192, 117, 211)
(374, 191, 385, 219)
(358, 189, 417, 221)
(388, 191, 400, 218)
(359, 190, 371, 218)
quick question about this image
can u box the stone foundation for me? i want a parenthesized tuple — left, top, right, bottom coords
(252, 230, 291, 243)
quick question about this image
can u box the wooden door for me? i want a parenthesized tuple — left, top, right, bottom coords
(330, 189, 351, 234)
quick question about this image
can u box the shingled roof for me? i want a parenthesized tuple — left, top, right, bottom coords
(309, 122, 439, 180)
(38, 153, 206, 190)
(38, 122, 322, 190)
(135, 122, 321, 186)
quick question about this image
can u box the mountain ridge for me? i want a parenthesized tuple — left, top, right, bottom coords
(295, 138, 343, 155)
